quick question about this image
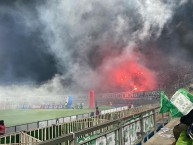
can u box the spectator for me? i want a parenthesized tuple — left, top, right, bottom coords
(0, 120, 5, 135)
(79, 103, 83, 109)
(175, 123, 193, 145)
(173, 109, 193, 142)
(95, 106, 99, 116)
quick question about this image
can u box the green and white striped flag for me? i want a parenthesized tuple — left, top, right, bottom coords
(159, 89, 193, 117)
(170, 88, 193, 117)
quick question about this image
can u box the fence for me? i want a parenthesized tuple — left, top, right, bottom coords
(6, 106, 129, 134)
(38, 104, 167, 145)
(0, 104, 169, 145)
(6, 89, 162, 134)
(5, 88, 171, 135)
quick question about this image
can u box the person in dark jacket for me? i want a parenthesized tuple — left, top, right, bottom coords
(173, 109, 193, 141)
(175, 123, 193, 145)
(95, 106, 99, 116)
(0, 120, 5, 135)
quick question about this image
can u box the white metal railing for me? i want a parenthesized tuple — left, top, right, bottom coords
(0, 104, 165, 145)
(6, 105, 129, 134)
(20, 132, 42, 145)
(37, 104, 167, 145)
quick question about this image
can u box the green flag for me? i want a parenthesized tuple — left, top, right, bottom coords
(159, 91, 171, 113)
(170, 88, 193, 116)
(159, 91, 182, 117)
(169, 104, 183, 117)
(159, 89, 193, 117)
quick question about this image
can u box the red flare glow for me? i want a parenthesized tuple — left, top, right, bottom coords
(97, 52, 157, 92)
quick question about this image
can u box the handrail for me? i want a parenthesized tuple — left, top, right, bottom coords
(38, 105, 162, 145)
(5, 106, 125, 134)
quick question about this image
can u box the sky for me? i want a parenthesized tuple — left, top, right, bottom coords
(0, 0, 192, 99)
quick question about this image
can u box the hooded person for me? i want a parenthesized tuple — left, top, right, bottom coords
(0, 120, 5, 135)
(95, 106, 99, 116)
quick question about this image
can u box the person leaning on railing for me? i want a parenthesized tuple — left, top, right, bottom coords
(0, 120, 5, 135)
(173, 109, 193, 145)
(173, 109, 193, 140)
(175, 123, 193, 145)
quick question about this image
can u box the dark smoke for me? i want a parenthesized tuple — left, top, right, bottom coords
(0, 0, 57, 85)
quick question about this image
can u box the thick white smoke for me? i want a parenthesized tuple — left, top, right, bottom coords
(35, 0, 186, 90)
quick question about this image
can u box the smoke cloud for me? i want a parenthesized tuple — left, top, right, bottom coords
(0, 0, 192, 103)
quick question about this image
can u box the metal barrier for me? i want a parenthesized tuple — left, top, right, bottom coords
(0, 132, 41, 145)
(37, 104, 166, 145)
(6, 89, 162, 134)
(6, 114, 87, 134)
(24, 117, 109, 143)
(0, 104, 167, 145)
(6, 106, 129, 134)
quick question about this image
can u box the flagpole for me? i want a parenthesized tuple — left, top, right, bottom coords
(162, 113, 165, 127)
